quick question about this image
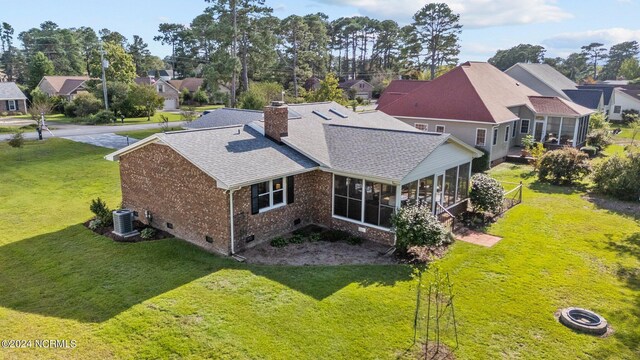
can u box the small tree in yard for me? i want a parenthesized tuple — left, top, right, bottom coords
(588, 111, 609, 131)
(158, 114, 171, 132)
(538, 147, 591, 185)
(180, 106, 197, 123)
(391, 204, 449, 252)
(470, 174, 504, 216)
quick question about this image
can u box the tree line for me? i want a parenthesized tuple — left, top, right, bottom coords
(488, 41, 640, 83)
(2, 0, 638, 109)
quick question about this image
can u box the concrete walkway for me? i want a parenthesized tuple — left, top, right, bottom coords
(62, 133, 139, 150)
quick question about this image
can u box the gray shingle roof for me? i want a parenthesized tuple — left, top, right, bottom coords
(156, 125, 317, 188)
(510, 63, 578, 94)
(249, 102, 445, 180)
(0, 82, 27, 100)
(186, 107, 302, 129)
(562, 89, 603, 110)
(324, 125, 448, 180)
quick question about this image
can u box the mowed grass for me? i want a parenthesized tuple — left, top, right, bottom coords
(115, 127, 184, 140)
(44, 112, 183, 125)
(0, 139, 638, 359)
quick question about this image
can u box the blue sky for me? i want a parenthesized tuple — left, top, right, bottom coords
(2, 0, 639, 61)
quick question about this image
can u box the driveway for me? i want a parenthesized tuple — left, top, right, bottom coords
(62, 133, 139, 150)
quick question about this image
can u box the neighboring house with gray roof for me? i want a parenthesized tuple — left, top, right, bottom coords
(0, 82, 28, 114)
(106, 101, 481, 256)
(505, 63, 605, 112)
(185, 108, 302, 129)
(37, 76, 92, 101)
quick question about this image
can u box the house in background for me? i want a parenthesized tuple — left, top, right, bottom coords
(577, 84, 616, 115)
(37, 76, 91, 101)
(106, 101, 481, 255)
(0, 82, 28, 114)
(378, 62, 593, 166)
(134, 76, 180, 110)
(339, 79, 374, 100)
(608, 86, 640, 122)
(147, 69, 174, 82)
(505, 63, 604, 112)
(169, 77, 204, 96)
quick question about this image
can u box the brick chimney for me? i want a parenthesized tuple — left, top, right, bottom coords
(263, 101, 288, 143)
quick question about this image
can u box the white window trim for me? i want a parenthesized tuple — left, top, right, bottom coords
(512, 121, 517, 138)
(475, 128, 487, 146)
(414, 123, 428, 132)
(492, 127, 498, 146)
(520, 119, 530, 134)
(258, 178, 286, 213)
(7, 100, 17, 111)
(435, 125, 445, 133)
(613, 105, 621, 114)
(331, 174, 395, 231)
(504, 126, 510, 143)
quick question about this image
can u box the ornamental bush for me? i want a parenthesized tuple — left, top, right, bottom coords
(8, 130, 24, 148)
(391, 204, 449, 251)
(469, 173, 504, 215)
(538, 147, 591, 184)
(587, 129, 612, 150)
(593, 152, 640, 201)
(140, 227, 156, 240)
(89, 197, 112, 226)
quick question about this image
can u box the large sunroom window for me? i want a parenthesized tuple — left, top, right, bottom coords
(334, 175, 397, 228)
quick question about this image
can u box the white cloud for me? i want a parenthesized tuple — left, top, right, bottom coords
(543, 28, 640, 50)
(313, 0, 572, 28)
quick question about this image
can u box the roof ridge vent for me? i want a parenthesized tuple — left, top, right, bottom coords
(329, 108, 348, 118)
(312, 110, 332, 120)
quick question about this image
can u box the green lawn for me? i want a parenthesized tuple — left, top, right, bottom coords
(192, 104, 225, 111)
(44, 112, 183, 125)
(115, 127, 184, 140)
(0, 139, 638, 359)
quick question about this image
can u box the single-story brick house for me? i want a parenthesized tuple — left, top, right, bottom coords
(378, 62, 594, 167)
(106, 102, 482, 255)
(0, 82, 28, 114)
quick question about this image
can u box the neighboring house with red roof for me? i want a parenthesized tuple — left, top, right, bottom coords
(609, 86, 640, 122)
(377, 62, 593, 166)
(37, 76, 91, 101)
(377, 80, 428, 109)
(339, 79, 374, 100)
(134, 76, 180, 110)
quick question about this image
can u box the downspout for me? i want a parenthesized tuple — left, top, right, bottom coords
(229, 189, 236, 255)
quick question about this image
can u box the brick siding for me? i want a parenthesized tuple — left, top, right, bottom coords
(119, 143, 231, 254)
(119, 145, 396, 255)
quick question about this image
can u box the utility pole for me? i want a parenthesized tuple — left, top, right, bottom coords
(99, 41, 109, 110)
(231, 0, 237, 108)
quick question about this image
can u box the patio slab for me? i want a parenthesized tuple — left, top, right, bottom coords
(454, 229, 502, 247)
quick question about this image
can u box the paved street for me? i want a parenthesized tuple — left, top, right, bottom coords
(0, 121, 186, 142)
